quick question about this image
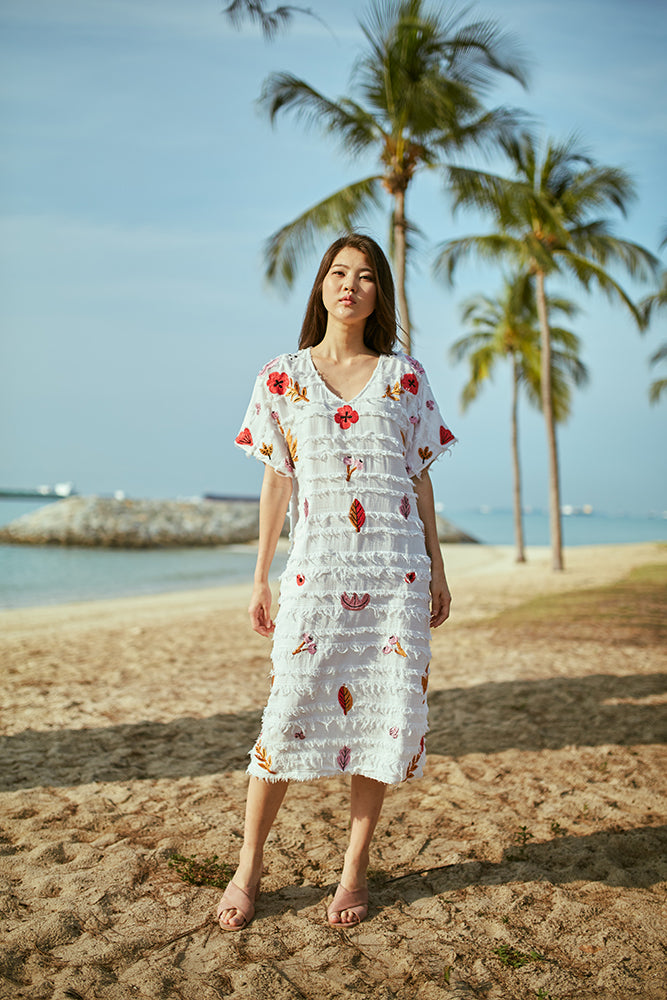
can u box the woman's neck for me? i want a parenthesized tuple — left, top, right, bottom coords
(313, 320, 375, 361)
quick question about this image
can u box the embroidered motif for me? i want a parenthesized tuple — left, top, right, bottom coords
(389, 726, 399, 739)
(382, 380, 404, 400)
(343, 455, 364, 481)
(340, 592, 371, 610)
(296, 574, 305, 586)
(338, 685, 353, 715)
(418, 446, 433, 462)
(426, 399, 435, 410)
(260, 442, 274, 458)
(399, 494, 411, 519)
(421, 664, 429, 694)
(235, 427, 252, 446)
(348, 499, 366, 532)
(335, 404, 359, 429)
(267, 371, 290, 395)
(440, 426, 455, 445)
(294, 729, 306, 740)
(303, 497, 309, 518)
(382, 635, 407, 657)
(404, 355, 425, 376)
(401, 372, 419, 395)
(337, 746, 351, 771)
(286, 379, 309, 403)
(254, 741, 276, 774)
(293, 633, 317, 655)
(404, 572, 416, 584)
(284, 428, 298, 467)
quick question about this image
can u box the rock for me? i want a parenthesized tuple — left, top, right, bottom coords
(436, 514, 479, 544)
(0, 497, 478, 548)
(0, 496, 262, 548)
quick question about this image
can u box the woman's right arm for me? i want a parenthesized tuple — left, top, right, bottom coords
(248, 464, 293, 637)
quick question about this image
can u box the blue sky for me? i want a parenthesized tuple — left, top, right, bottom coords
(1, 0, 665, 516)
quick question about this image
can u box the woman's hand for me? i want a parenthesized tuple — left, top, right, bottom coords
(429, 567, 452, 628)
(249, 581, 275, 637)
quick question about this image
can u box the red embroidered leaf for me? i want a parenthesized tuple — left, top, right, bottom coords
(235, 427, 253, 446)
(337, 746, 351, 771)
(337, 685, 353, 715)
(349, 498, 366, 532)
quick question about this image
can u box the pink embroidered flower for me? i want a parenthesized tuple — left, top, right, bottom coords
(343, 455, 354, 467)
(389, 726, 399, 739)
(409, 415, 420, 425)
(259, 357, 279, 376)
(303, 498, 309, 517)
(334, 404, 359, 429)
(235, 427, 252, 446)
(294, 729, 306, 740)
(267, 371, 290, 395)
(270, 410, 280, 422)
(426, 399, 435, 410)
(405, 355, 425, 375)
(440, 426, 455, 445)
(401, 372, 419, 395)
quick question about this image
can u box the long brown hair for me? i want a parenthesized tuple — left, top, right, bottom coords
(298, 233, 398, 354)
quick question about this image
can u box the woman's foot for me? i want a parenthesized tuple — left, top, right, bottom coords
(327, 882, 369, 926)
(217, 850, 263, 930)
(328, 849, 369, 926)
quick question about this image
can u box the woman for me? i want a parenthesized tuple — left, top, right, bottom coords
(222, 233, 455, 930)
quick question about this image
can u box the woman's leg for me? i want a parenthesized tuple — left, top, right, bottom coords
(330, 775, 387, 925)
(218, 776, 289, 928)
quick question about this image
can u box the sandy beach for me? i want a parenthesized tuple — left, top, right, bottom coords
(1, 541, 665, 1000)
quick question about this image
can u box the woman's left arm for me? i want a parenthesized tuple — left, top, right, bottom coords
(411, 470, 452, 628)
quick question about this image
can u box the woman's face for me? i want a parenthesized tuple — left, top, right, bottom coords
(321, 247, 377, 325)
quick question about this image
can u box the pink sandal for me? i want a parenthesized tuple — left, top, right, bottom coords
(216, 881, 259, 931)
(327, 883, 369, 926)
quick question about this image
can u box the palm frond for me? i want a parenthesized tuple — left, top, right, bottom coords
(264, 176, 384, 287)
(649, 378, 667, 404)
(223, 1, 323, 39)
(433, 233, 524, 284)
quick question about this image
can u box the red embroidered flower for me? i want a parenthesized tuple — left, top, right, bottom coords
(235, 427, 253, 446)
(440, 426, 454, 445)
(296, 574, 305, 586)
(267, 371, 290, 395)
(334, 404, 359, 429)
(404, 572, 416, 584)
(401, 372, 419, 394)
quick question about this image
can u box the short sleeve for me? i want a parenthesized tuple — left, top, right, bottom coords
(402, 358, 456, 478)
(234, 361, 296, 478)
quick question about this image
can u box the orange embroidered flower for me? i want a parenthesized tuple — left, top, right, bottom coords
(401, 372, 419, 394)
(267, 371, 290, 394)
(235, 427, 252, 446)
(335, 404, 359, 429)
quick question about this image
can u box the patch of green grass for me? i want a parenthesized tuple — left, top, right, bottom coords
(550, 820, 567, 837)
(536, 989, 560, 1000)
(167, 852, 232, 889)
(476, 562, 667, 647)
(494, 944, 544, 969)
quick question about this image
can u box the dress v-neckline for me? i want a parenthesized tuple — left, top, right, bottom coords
(306, 348, 384, 405)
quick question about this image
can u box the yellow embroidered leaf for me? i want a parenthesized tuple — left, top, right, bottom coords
(254, 742, 276, 773)
(338, 685, 353, 715)
(285, 428, 298, 464)
(405, 752, 421, 780)
(260, 442, 274, 458)
(395, 639, 407, 657)
(418, 446, 433, 462)
(382, 380, 403, 400)
(287, 379, 309, 403)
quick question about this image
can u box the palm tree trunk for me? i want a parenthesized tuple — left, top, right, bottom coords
(535, 269, 564, 571)
(393, 190, 411, 352)
(510, 355, 526, 563)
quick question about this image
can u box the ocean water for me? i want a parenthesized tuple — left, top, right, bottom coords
(0, 499, 665, 610)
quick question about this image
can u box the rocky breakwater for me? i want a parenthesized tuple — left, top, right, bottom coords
(0, 496, 265, 548)
(0, 497, 478, 548)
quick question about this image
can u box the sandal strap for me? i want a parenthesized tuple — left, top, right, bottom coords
(217, 881, 256, 926)
(328, 882, 369, 922)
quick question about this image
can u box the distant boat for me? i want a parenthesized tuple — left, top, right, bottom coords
(0, 482, 76, 500)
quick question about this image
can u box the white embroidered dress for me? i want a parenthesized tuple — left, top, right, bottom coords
(235, 348, 455, 785)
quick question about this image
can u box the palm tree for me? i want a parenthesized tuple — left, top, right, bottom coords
(433, 131, 658, 569)
(451, 273, 588, 562)
(640, 231, 667, 404)
(223, 1, 320, 39)
(260, 0, 528, 350)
